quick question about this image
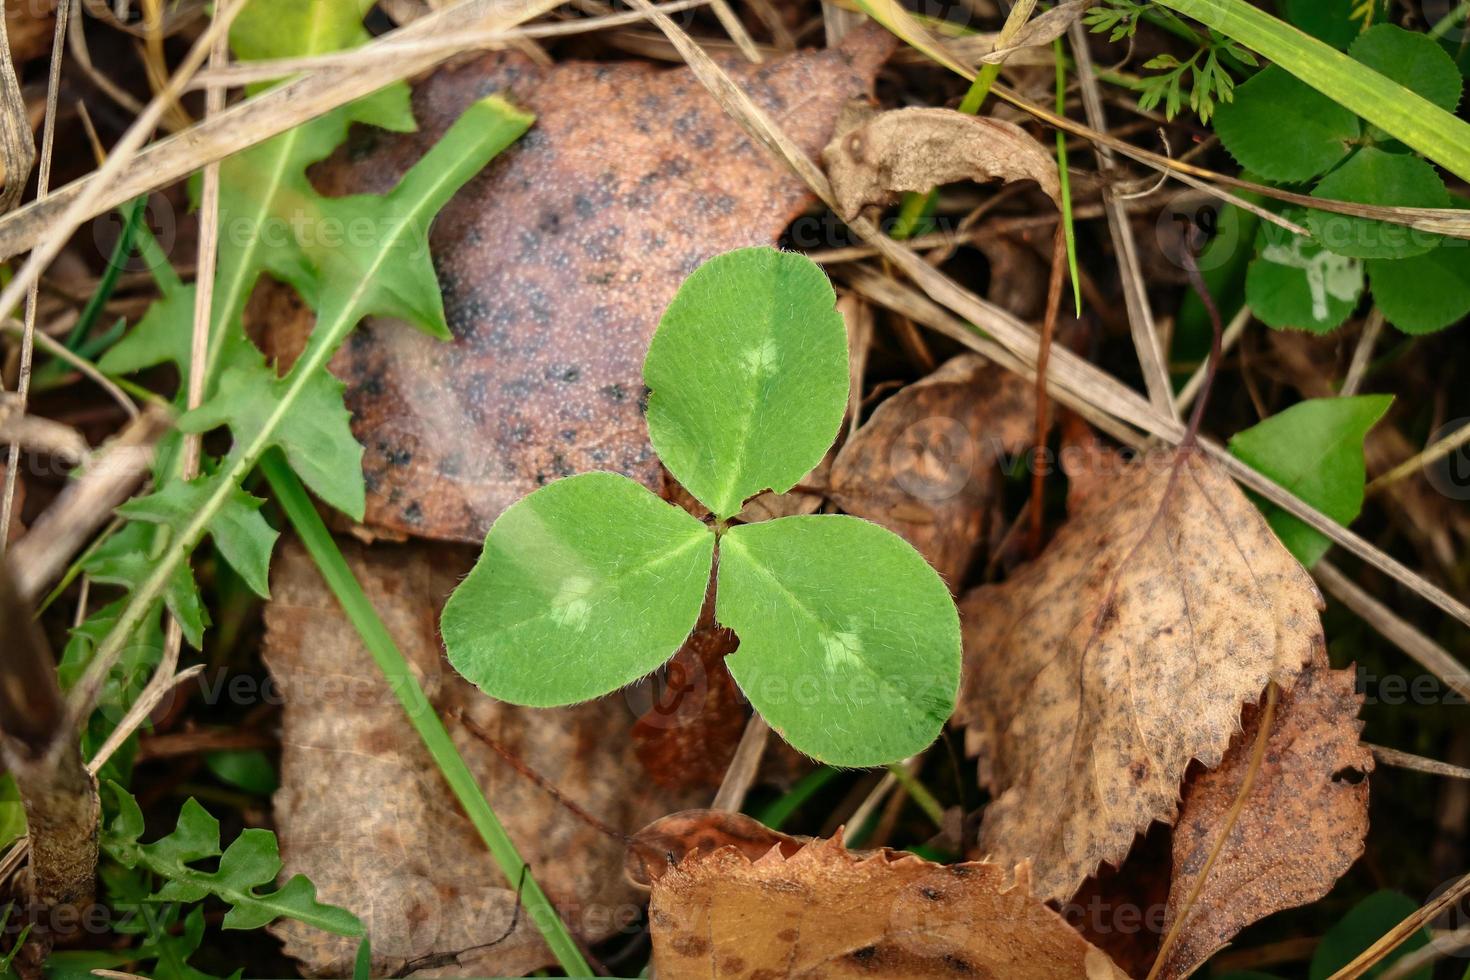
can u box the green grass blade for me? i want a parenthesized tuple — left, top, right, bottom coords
(65, 196, 147, 350)
(1158, 0, 1470, 183)
(1055, 36, 1081, 316)
(260, 450, 592, 977)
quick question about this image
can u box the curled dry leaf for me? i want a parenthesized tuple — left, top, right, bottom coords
(649, 833, 1128, 979)
(955, 448, 1325, 902)
(1153, 649, 1372, 979)
(264, 538, 701, 976)
(822, 105, 1061, 222)
(626, 809, 805, 887)
(1067, 651, 1372, 978)
(259, 28, 894, 542)
(828, 354, 1034, 588)
(976, 0, 1090, 64)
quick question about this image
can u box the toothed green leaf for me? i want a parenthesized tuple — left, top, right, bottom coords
(1369, 242, 1470, 334)
(85, 523, 208, 648)
(98, 280, 195, 378)
(179, 354, 363, 520)
(1350, 25, 1462, 116)
(214, 0, 415, 348)
(1307, 148, 1449, 259)
(102, 782, 363, 938)
(118, 475, 279, 598)
(1213, 66, 1358, 182)
(1246, 211, 1364, 333)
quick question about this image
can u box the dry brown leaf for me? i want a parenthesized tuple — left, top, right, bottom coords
(1154, 649, 1372, 979)
(822, 105, 1061, 222)
(649, 834, 1129, 979)
(627, 809, 806, 887)
(955, 448, 1325, 902)
(5, 0, 57, 65)
(259, 29, 894, 542)
(630, 618, 748, 793)
(977, 0, 1089, 64)
(264, 537, 702, 976)
(828, 353, 1034, 588)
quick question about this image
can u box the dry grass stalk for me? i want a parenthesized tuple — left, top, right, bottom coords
(1068, 20, 1177, 424)
(0, 0, 568, 262)
(0, 0, 69, 549)
(6, 405, 169, 603)
(186, 0, 716, 88)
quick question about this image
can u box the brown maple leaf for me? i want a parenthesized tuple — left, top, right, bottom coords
(1154, 648, 1372, 978)
(649, 834, 1128, 979)
(258, 29, 894, 542)
(955, 448, 1325, 902)
(263, 538, 702, 977)
(827, 353, 1034, 588)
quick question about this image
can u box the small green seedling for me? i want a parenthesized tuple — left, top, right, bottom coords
(441, 246, 960, 767)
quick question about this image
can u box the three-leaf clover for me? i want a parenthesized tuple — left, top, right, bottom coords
(441, 247, 961, 767)
(1215, 25, 1470, 334)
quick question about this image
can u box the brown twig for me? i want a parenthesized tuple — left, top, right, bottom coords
(6, 405, 170, 603)
(455, 711, 626, 843)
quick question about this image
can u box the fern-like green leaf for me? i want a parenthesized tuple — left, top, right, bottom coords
(117, 475, 279, 598)
(211, 0, 415, 362)
(103, 783, 363, 938)
(85, 523, 208, 647)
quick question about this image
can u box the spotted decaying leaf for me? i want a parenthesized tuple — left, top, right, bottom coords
(1066, 650, 1372, 978)
(822, 105, 1061, 222)
(955, 448, 1325, 902)
(828, 354, 1034, 589)
(257, 28, 894, 542)
(1153, 649, 1372, 979)
(264, 538, 701, 976)
(648, 833, 1129, 979)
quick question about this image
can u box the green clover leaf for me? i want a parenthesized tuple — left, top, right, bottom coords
(1214, 66, 1359, 182)
(717, 516, 960, 766)
(442, 472, 715, 706)
(1307, 148, 1448, 259)
(1245, 211, 1364, 333)
(644, 247, 849, 520)
(1368, 242, 1470, 334)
